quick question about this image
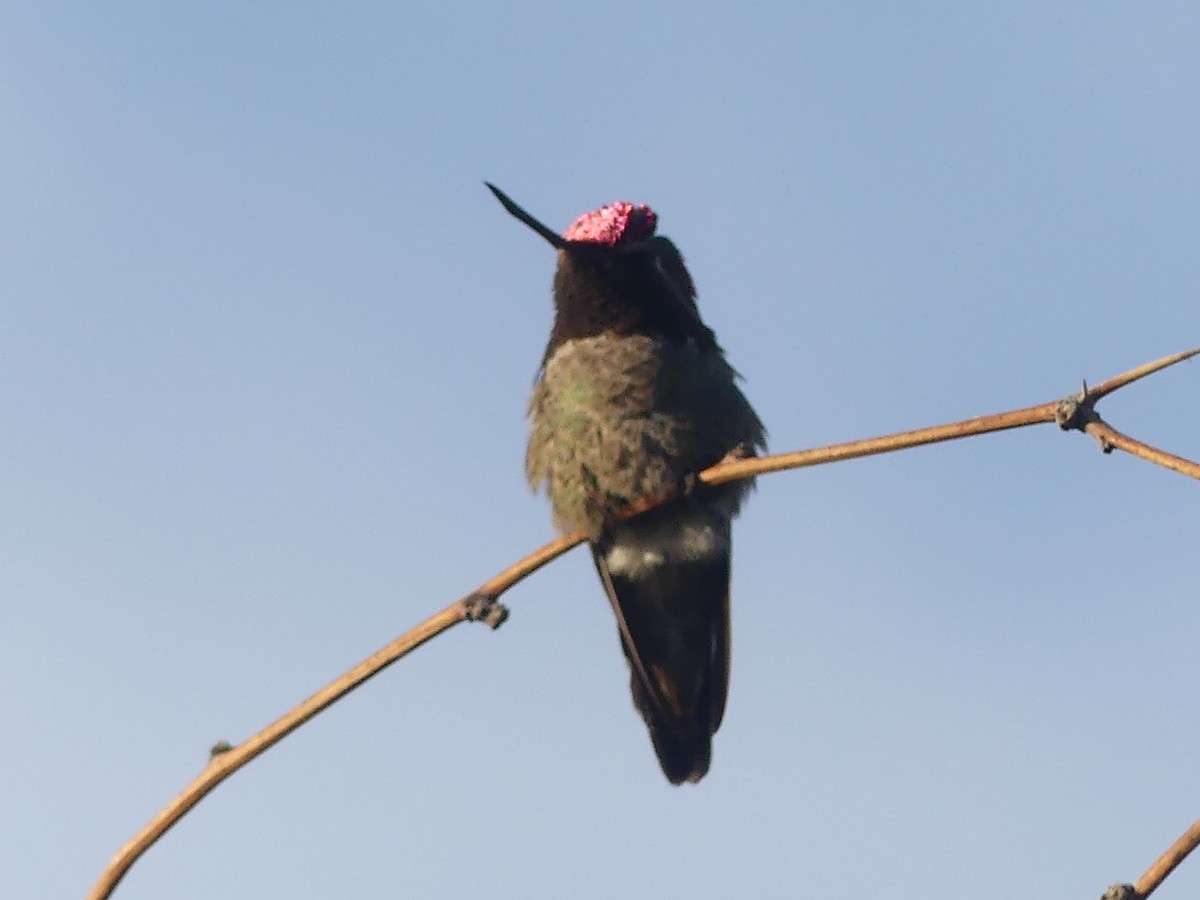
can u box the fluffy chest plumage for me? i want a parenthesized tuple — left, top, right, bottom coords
(525, 332, 763, 536)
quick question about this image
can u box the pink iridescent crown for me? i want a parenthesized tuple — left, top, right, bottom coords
(563, 201, 658, 247)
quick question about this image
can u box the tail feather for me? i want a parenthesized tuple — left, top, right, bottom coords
(645, 717, 713, 785)
(592, 526, 731, 785)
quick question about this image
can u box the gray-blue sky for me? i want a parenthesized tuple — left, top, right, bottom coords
(2, 3, 1197, 897)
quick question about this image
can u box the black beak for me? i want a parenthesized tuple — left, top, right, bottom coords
(485, 182, 565, 250)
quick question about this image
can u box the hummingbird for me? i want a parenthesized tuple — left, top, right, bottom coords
(487, 183, 766, 784)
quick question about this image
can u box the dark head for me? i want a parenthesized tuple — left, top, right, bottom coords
(487, 183, 717, 356)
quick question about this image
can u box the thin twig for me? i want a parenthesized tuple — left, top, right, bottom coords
(89, 602, 469, 900)
(702, 402, 1057, 485)
(1088, 347, 1200, 401)
(1086, 421, 1200, 480)
(89, 348, 1199, 899)
(1108, 816, 1200, 899)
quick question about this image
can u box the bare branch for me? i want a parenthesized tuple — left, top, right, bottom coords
(1085, 421, 1200, 480)
(88, 601, 471, 900)
(89, 348, 1199, 899)
(702, 402, 1056, 485)
(1136, 816, 1200, 897)
(1104, 816, 1200, 899)
(1088, 347, 1200, 401)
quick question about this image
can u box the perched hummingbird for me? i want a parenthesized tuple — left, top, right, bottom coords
(487, 184, 766, 784)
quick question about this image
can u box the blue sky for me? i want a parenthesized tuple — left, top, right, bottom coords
(3, 3, 1198, 898)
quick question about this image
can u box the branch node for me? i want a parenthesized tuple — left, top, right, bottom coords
(463, 592, 510, 629)
(1056, 381, 1096, 431)
(209, 740, 234, 759)
(1056, 381, 1129, 456)
(1100, 884, 1141, 900)
(1055, 381, 1112, 455)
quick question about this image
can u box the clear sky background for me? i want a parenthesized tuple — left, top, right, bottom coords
(3, 3, 1198, 898)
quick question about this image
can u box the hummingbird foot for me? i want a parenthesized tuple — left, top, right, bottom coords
(677, 471, 699, 498)
(463, 592, 510, 629)
(677, 442, 757, 499)
(721, 441, 757, 463)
